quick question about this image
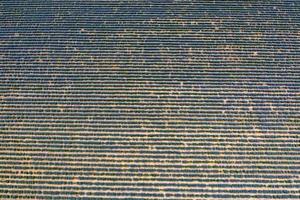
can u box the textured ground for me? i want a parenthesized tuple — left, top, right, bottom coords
(0, 0, 300, 199)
